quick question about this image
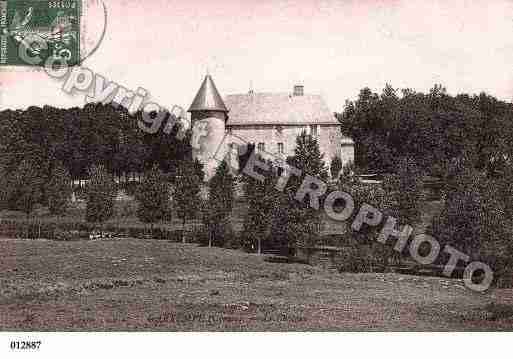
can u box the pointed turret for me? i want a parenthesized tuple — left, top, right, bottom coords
(188, 74, 230, 180)
(188, 74, 229, 113)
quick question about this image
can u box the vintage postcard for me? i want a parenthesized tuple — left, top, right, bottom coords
(0, 0, 511, 357)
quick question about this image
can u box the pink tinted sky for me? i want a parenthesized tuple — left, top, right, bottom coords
(2, 0, 513, 111)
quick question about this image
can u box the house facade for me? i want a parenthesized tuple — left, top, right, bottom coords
(188, 75, 354, 179)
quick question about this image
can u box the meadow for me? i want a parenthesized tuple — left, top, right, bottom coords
(1, 238, 513, 331)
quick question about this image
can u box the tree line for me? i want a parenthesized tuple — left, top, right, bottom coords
(339, 84, 513, 285)
(0, 102, 192, 212)
(1, 88, 511, 285)
(338, 84, 513, 176)
(0, 102, 190, 180)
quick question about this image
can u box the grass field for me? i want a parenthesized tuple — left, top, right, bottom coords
(1, 238, 513, 331)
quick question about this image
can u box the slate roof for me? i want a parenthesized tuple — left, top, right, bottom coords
(224, 92, 340, 126)
(188, 75, 228, 113)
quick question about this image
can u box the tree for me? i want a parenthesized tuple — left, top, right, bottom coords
(204, 160, 234, 247)
(174, 159, 203, 243)
(242, 158, 280, 254)
(330, 155, 343, 180)
(0, 163, 11, 210)
(338, 84, 510, 175)
(85, 164, 116, 224)
(46, 162, 72, 215)
(431, 157, 506, 259)
(340, 180, 396, 268)
(288, 131, 328, 181)
(279, 132, 328, 256)
(382, 157, 423, 224)
(10, 159, 43, 218)
(135, 165, 170, 230)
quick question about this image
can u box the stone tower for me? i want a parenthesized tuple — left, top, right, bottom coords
(188, 74, 230, 180)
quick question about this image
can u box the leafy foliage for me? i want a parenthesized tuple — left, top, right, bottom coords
(9, 159, 44, 216)
(174, 159, 204, 241)
(339, 84, 513, 174)
(275, 132, 328, 252)
(431, 157, 512, 259)
(45, 162, 72, 215)
(330, 155, 343, 180)
(135, 166, 171, 225)
(287, 131, 328, 181)
(85, 165, 116, 223)
(242, 158, 281, 253)
(204, 161, 234, 247)
(382, 157, 423, 224)
(0, 103, 191, 181)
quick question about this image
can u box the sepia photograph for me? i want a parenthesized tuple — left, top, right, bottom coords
(0, 0, 512, 356)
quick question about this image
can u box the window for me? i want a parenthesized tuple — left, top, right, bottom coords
(257, 142, 265, 153)
(309, 125, 318, 136)
(277, 142, 284, 154)
(297, 126, 307, 135)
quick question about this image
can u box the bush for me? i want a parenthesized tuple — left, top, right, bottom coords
(115, 200, 138, 218)
(223, 231, 243, 250)
(53, 229, 78, 241)
(182, 224, 207, 244)
(337, 243, 389, 273)
(0, 219, 192, 242)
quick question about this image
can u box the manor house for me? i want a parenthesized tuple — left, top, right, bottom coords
(188, 75, 354, 178)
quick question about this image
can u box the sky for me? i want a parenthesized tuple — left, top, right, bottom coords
(2, 0, 513, 113)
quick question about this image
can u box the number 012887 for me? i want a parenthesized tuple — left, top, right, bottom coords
(10, 341, 42, 350)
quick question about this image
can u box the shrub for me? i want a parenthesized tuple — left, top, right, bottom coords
(337, 243, 389, 273)
(222, 231, 243, 250)
(53, 229, 77, 241)
(185, 224, 209, 244)
(115, 200, 138, 218)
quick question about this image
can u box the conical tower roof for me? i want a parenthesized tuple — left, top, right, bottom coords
(188, 75, 228, 113)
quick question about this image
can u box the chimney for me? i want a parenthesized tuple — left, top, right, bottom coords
(293, 85, 304, 96)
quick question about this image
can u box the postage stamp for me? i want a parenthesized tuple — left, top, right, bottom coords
(0, 0, 81, 66)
